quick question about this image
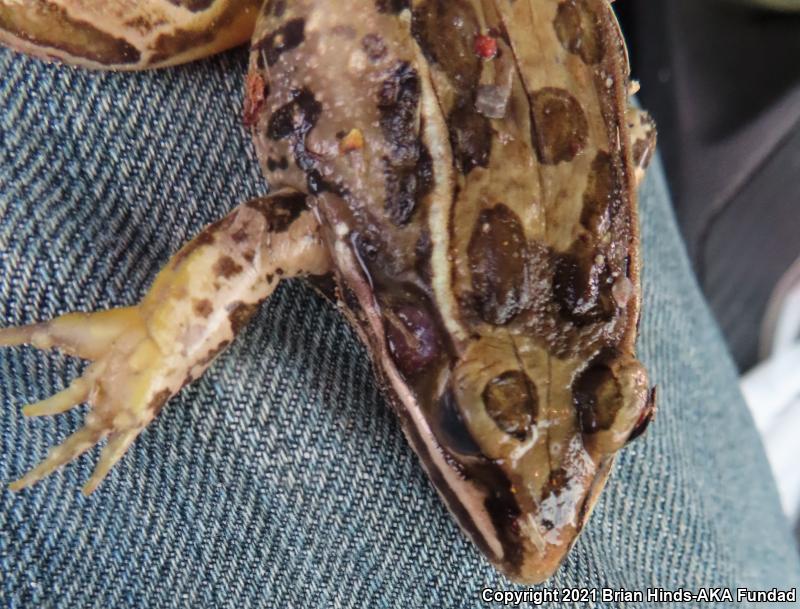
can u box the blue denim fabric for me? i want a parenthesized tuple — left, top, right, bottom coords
(0, 46, 798, 609)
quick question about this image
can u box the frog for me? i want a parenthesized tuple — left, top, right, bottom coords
(0, 0, 657, 584)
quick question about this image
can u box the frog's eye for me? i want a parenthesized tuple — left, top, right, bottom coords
(572, 361, 624, 435)
(482, 370, 539, 440)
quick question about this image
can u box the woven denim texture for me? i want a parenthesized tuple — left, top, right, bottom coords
(0, 46, 798, 608)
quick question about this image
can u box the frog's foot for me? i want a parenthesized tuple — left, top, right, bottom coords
(1, 190, 331, 494)
(1, 306, 150, 494)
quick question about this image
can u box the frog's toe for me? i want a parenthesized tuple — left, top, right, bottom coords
(9, 415, 142, 495)
(5, 325, 156, 494)
(22, 375, 93, 418)
(82, 429, 141, 495)
(9, 424, 106, 493)
(0, 307, 141, 360)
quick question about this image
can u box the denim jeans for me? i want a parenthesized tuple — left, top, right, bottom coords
(0, 46, 798, 609)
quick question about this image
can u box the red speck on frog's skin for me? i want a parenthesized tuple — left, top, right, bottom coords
(474, 34, 498, 59)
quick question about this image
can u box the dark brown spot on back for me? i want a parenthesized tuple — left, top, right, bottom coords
(448, 102, 492, 174)
(580, 150, 619, 235)
(376, 0, 410, 13)
(254, 18, 305, 66)
(383, 144, 433, 225)
(552, 237, 615, 324)
(247, 192, 308, 232)
(411, 0, 482, 95)
(411, 0, 491, 174)
(553, 0, 604, 65)
(530, 87, 588, 165)
(468, 204, 529, 325)
(214, 255, 243, 279)
(193, 299, 213, 318)
(377, 63, 433, 224)
(378, 62, 421, 163)
(227, 301, 260, 335)
(267, 88, 323, 178)
(166, 0, 214, 11)
(267, 88, 321, 143)
(483, 371, 539, 439)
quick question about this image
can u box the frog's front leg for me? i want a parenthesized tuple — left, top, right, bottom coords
(1, 190, 329, 494)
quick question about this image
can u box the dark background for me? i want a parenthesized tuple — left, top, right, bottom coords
(615, 0, 800, 372)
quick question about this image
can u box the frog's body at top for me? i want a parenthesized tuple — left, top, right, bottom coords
(0, 0, 656, 583)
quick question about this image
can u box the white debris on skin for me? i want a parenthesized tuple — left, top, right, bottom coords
(476, 84, 510, 119)
(612, 276, 634, 308)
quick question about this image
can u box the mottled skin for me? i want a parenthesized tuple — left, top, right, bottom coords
(0, 0, 261, 69)
(0, 0, 656, 584)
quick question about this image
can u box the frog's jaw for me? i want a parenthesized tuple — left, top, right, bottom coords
(1, 192, 330, 494)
